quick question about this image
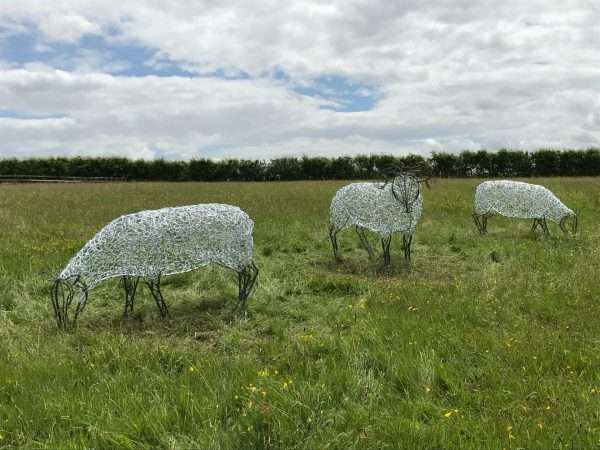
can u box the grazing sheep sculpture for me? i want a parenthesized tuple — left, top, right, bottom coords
(473, 180, 577, 235)
(329, 164, 430, 265)
(51, 204, 258, 330)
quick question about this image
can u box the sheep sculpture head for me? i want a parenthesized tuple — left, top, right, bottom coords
(379, 162, 432, 214)
(559, 213, 578, 234)
(51, 276, 88, 331)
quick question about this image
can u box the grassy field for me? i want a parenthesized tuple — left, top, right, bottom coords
(1, 178, 600, 449)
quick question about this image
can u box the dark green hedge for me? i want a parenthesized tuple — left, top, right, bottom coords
(2, 149, 600, 181)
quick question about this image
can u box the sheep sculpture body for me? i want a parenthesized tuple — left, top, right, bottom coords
(329, 167, 429, 264)
(473, 180, 577, 234)
(51, 203, 258, 329)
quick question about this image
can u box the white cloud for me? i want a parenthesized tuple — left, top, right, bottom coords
(38, 14, 101, 42)
(0, 1, 599, 158)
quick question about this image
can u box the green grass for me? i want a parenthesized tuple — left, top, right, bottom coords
(1, 178, 600, 449)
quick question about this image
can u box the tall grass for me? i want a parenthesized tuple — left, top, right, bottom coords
(1, 179, 600, 449)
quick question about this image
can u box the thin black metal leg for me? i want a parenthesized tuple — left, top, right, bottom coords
(531, 218, 539, 233)
(121, 276, 139, 317)
(473, 213, 483, 234)
(355, 226, 375, 259)
(146, 277, 169, 318)
(381, 235, 392, 265)
(541, 217, 549, 234)
(329, 224, 340, 259)
(403, 234, 413, 261)
(238, 261, 259, 305)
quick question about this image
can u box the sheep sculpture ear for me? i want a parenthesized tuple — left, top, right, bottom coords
(378, 164, 401, 198)
(411, 161, 432, 184)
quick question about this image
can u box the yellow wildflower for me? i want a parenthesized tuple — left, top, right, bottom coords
(506, 425, 515, 439)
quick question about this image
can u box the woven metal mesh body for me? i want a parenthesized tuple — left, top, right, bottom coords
(474, 180, 574, 222)
(330, 181, 423, 236)
(59, 203, 254, 289)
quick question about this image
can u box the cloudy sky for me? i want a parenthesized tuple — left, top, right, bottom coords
(0, 1, 599, 160)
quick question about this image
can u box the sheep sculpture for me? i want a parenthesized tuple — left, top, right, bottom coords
(329, 164, 430, 265)
(51, 203, 258, 329)
(473, 180, 577, 235)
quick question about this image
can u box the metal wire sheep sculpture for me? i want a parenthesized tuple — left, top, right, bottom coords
(473, 180, 577, 235)
(51, 203, 258, 330)
(328, 163, 431, 265)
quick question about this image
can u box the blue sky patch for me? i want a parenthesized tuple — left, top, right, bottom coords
(0, 109, 66, 120)
(0, 27, 195, 77)
(290, 74, 381, 112)
(0, 25, 381, 112)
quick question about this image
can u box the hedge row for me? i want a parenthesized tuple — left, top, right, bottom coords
(1, 149, 600, 181)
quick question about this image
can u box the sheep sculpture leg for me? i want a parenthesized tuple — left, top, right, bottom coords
(531, 218, 549, 235)
(472, 213, 482, 234)
(238, 261, 259, 305)
(541, 218, 549, 234)
(381, 235, 392, 266)
(329, 224, 340, 259)
(121, 276, 139, 317)
(355, 226, 375, 259)
(145, 277, 169, 318)
(402, 234, 413, 260)
(473, 213, 489, 235)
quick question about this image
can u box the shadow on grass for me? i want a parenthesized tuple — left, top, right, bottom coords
(315, 252, 459, 282)
(75, 291, 243, 337)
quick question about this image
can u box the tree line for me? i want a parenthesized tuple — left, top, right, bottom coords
(1, 149, 600, 181)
